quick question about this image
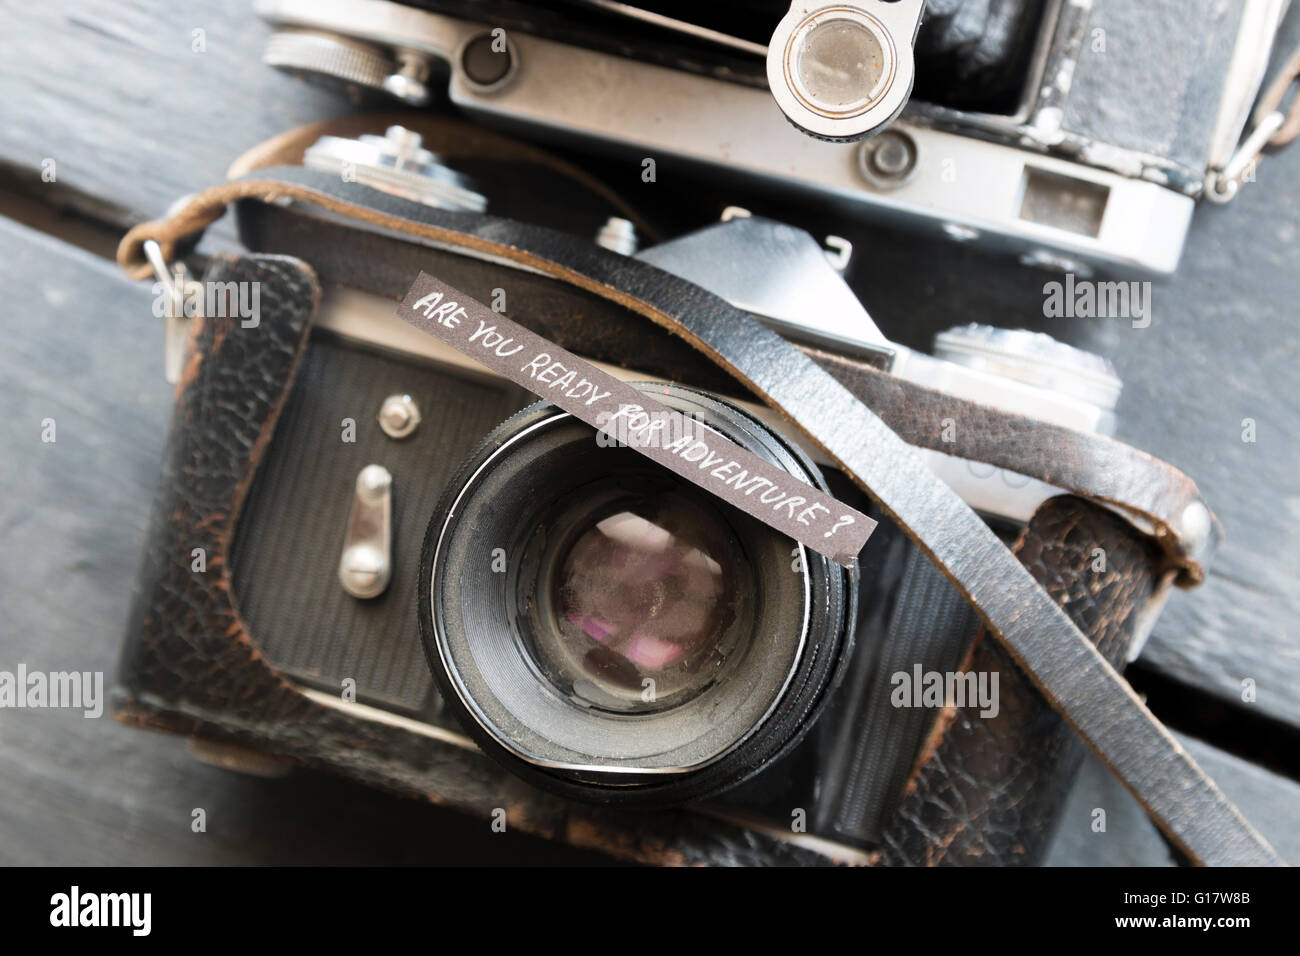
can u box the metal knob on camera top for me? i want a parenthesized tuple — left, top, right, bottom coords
(303, 125, 487, 213)
(767, 0, 924, 142)
(263, 28, 437, 105)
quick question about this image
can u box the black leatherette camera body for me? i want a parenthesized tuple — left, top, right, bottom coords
(114, 181, 1168, 863)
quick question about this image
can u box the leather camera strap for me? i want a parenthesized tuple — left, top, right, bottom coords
(118, 170, 1283, 866)
(233, 195, 1216, 587)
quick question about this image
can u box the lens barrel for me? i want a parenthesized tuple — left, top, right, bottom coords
(419, 384, 856, 805)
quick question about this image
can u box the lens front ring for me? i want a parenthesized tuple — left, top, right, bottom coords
(418, 384, 856, 805)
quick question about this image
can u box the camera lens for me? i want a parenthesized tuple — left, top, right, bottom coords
(419, 384, 856, 805)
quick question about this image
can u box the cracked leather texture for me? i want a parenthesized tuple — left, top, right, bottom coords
(116, 252, 1168, 865)
(875, 499, 1162, 866)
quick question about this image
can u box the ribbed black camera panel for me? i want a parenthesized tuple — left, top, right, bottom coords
(230, 332, 529, 716)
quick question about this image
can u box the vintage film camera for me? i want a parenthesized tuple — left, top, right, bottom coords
(252, 0, 1291, 275)
(109, 0, 1291, 865)
(114, 110, 1206, 858)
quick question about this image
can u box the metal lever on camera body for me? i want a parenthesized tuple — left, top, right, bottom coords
(142, 239, 202, 385)
(767, 0, 923, 142)
(339, 464, 394, 600)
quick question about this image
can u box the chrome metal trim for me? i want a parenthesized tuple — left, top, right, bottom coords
(1206, 0, 1291, 171)
(567, 0, 768, 58)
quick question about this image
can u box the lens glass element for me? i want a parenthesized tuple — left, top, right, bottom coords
(793, 18, 887, 115)
(527, 490, 749, 715)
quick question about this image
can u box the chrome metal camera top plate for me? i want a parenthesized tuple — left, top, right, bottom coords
(254, 0, 1195, 275)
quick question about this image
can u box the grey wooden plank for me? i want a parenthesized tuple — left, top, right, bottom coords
(1045, 755, 1178, 867)
(1046, 735, 1300, 867)
(0, 215, 612, 864)
(1, 1, 1298, 730)
(0, 0, 351, 226)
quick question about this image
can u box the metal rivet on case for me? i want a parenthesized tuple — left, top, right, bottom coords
(378, 394, 421, 439)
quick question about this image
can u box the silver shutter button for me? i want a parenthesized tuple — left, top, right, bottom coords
(378, 394, 421, 439)
(339, 465, 393, 600)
